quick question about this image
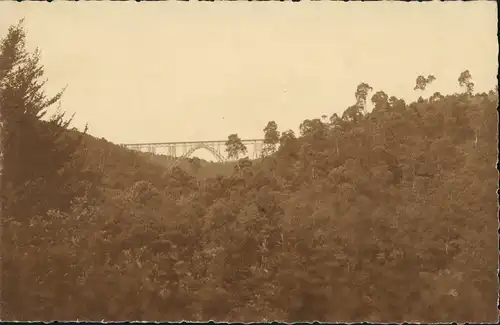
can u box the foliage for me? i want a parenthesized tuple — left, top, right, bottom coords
(355, 82, 373, 113)
(225, 133, 247, 160)
(1, 23, 498, 323)
(458, 69, 474, 94)
(0, 21, 101, 220)
(262, 121, 280, 157)
(414, 74, 436, 91)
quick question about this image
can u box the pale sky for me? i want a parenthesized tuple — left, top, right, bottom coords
(0, 1, 497, 153)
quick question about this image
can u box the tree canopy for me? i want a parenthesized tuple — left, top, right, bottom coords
(0, 21, 101, 220)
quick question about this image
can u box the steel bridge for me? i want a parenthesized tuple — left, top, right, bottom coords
(121, 139, 265, 162)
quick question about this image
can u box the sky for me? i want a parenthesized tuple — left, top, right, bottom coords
(0, 1, 498, 160)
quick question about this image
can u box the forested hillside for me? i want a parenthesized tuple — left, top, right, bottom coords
(1, 23, 498, 322)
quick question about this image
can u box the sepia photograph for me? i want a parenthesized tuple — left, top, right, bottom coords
(0, 0, 498, 322)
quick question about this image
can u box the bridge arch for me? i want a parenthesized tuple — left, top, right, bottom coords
(168, 144, 225, 171)
(122, 139, 266, 169)
(181, 144, 226, 163)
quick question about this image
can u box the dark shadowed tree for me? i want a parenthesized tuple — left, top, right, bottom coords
(262, 121, 280, 157)
(278, 129, 299, 158)
(371, 90, 390, 113)
(355, 82, 373, 113)
(414, 74, 436, 91)
(388, 96, 406, 112)
(234, 157, 253, 178)
(342, 104, 363, 123)
(458, 70, 474, 94)
(189, 157, 202, 174)
(329, 113, 342, 128)
(299, 118, 327, 138)
(0, 21, 100, 219)
(430, 92, 445, 103)
(225, 133, 247, 160)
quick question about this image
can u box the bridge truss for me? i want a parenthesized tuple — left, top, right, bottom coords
(122, 139, 265, 162)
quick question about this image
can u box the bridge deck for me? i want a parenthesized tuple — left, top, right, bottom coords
(122, 139, 264, 146)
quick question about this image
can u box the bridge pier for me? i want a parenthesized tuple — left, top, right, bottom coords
(167, 145, 177, 158)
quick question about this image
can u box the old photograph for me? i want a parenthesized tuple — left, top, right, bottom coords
(0, 0, 498, 322)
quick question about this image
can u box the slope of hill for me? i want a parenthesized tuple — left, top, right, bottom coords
(75, 134, 237, 190)
(3, 91, 498, 322)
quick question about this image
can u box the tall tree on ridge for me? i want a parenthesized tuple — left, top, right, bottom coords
(458, 70, 474, 95)
(225, 133, 247, 160)
(0, 21, 99, 219)
(355, 82, 373, 114)
(262, 121, 280, 157)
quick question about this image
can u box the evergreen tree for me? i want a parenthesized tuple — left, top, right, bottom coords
(0, 21, 100, 219)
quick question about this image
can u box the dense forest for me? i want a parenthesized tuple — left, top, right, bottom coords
(1, 23, 498, 322)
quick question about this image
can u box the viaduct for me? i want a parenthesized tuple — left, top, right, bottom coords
(122, 139, 265, 162)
